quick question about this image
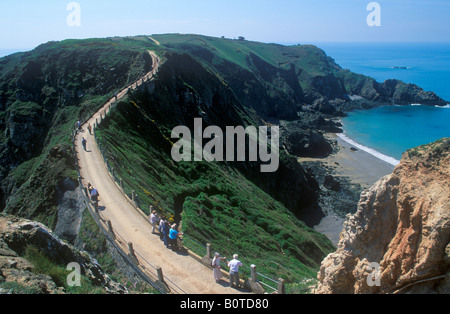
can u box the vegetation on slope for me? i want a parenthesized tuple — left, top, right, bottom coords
(0, 37, 156, 227)
(96, 99, 335, 284)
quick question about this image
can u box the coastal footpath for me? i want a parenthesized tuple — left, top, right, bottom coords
(316, 138, 450, 294)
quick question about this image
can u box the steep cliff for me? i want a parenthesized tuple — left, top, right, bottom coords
(316, 138, 450, 294)
(0, 38, 153, 227)
(95, 52, 336, 283)
(0, 214, 127, 294)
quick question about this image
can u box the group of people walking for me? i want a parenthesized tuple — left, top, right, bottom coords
(149, 206, 243, 289)
(149, 206, 182, 251)
(78, 118, 245, 290)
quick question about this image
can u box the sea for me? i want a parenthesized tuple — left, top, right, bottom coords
(0, 49, 30, 58)
(315, 42, 450, 165)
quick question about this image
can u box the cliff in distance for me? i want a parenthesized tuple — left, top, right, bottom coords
(316, 138, 450, 294)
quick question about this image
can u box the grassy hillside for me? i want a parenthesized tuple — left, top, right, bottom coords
(96, 98, 335, 285)
(0, 37, 155, 227)
(152, 34, 344, 115)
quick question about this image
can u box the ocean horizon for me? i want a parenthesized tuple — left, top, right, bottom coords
(0, 49, 31, 58)
(316, 42, 450, 164)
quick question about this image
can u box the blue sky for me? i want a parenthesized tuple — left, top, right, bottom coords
(1, 0, 450, 50)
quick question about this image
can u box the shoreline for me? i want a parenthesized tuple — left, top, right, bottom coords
(301, 132, 396, 246)
(336, 133, 400, 167)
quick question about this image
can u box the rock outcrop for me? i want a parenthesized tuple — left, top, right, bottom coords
(0, 215, 128, 294)
(316, 138, 450, 294)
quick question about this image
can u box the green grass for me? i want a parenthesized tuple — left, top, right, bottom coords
(0, 35, 157, 226)
(23, 245, 105, 294)
(95, 99, 335, 286)
(152, 33, 337, 76)
(0, 281, 42, 294)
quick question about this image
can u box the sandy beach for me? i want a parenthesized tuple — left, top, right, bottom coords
(324, 133, 395, 190)
(300, 133, 396, 246)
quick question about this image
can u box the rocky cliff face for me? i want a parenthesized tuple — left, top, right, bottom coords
(316, 138, 450, 294)
(0, 214, 127, 294)
(136, 51, 324, 226)
(0, 39, 152, 226)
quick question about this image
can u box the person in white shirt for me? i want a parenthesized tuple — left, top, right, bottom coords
(149, 206, 159, 234)
(227, 254, 243, 288)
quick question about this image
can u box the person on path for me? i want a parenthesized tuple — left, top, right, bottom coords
(87, 182, 94, 196)
(81, 137, 87, 151)
(87, 124, 92, 135)
(149, 207, 159, 234)
(162, 221, 170, 248)
(228, 254, 243, 288)
(90, 188, 99, 203)
(212, 252, 227, 283)
(159, 216, 166, 240)
(169, 224, 182, 250)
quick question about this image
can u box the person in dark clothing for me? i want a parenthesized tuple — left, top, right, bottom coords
(162, 221, 170, 248)
(82, 137, 87, 151)
(90, 188, 99, 202)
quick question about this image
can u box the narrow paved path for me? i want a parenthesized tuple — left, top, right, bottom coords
(75, 51, 247, 294)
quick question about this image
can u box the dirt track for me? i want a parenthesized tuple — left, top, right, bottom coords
(75, 51, 248, 294)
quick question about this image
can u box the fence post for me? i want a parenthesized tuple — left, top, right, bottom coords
(250, 264, 257, 283)
(128, 242, 135, 256)
(278, 278, 285, 294)
(206, 243, 212, 259)
(157, 266, 165, 283)
(107, 220, 115, 239)
(128, 242, 139, 265)
(131, 190, 137, 207)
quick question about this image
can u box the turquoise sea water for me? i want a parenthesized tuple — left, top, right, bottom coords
(341, 105, 450, 164)
(316, 42, 450, 164)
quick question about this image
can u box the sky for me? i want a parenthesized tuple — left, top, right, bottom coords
(1, 0, 450, 50)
